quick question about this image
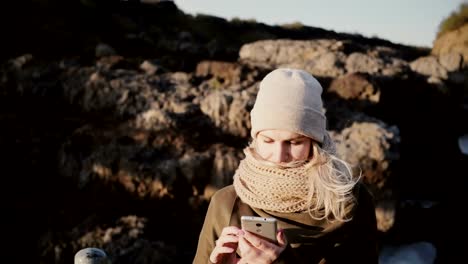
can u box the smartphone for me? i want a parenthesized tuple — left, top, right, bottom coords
(241, 216, 278, 243)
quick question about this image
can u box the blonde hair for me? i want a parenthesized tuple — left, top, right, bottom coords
(250, 133, 360, 222)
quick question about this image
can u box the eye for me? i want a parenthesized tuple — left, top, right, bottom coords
(290, 141, 302, 145)
(263, 139, 273, 144)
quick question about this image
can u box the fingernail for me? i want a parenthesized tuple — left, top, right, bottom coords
(237, 230, 245, 236)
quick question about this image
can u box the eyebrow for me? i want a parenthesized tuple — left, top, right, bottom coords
(259, 134, 307, 141)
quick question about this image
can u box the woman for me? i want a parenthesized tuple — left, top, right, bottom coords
(193, 68, 378, 263)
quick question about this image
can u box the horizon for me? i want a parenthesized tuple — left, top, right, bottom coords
(175, 0, 466, 48)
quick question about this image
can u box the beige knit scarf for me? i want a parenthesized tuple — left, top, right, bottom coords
(233, 148, 315, 213)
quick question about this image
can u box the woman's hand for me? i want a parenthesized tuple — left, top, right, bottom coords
(237, 229, 287, 264)
(209, 226, 243, 264)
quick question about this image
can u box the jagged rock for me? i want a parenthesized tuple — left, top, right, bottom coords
(40, 215, 178, 264)
(199, 89, 255, 137)
(134, 108, 175, 131)
(95, 43, 117, 58)
(375, 200, 396, 232)
(9, 53, 33, 69)
(239, 39, 411, 78)
(410, 56, 448, 79)
(331, 116, 400, 232)
(432, 23, 468, 65)
(328, 73, 380, 103)
(200, 91, 233, 127)
(379, 241, 437, 264)
(140, 60, 162, 75)
(204, 144, 243, 199)
(439, 52, 463, 72)
(331, 118, 400, 196)
(346, 52, 383, 74)
(239, 39, 347, 77)
(58, 124, 193, 199)
(61, 67, 155, 119)
(195, 61, 242, 84)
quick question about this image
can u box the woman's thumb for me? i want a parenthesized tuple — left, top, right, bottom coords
(277, 229, 287, 247)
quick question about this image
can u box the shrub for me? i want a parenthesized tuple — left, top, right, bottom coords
(437, 3, 468, 37)
(281, 22, 305, 30)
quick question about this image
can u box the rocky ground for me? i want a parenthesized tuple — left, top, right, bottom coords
(1, 1, 467, 263)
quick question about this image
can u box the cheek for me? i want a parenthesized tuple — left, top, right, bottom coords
(256, 141, 272, 157)
(291, 144, 311, 160)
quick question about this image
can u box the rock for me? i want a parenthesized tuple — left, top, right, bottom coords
(200, 90, 254, 137)
(379, 241, 437, 264)
(458, 134, 468, 155)
(410, 56, 448, 79)
(140, 60, 161, 75)
(439, 52, 463, 72)
(432, 23, 468, 65)
(9, 54, 33, 69)
(95, 43, 117, 58)
(345, 52, 383, 74)
(332, 118, 400, 206)
(239, 39, 347, 77)
(328, 73, 380, 103)
(195, 61, 242, 84)
(74, 248, 109, 264)
(375, 200, 396, 232)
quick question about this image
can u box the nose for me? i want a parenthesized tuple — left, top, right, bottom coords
(271, 143, 290, 163)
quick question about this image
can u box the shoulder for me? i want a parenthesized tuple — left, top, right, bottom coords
(211, 185, 237, 202)
(205, 185, 238, 232)
(209, 185, 238, 213)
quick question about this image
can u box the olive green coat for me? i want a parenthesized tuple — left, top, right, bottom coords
(193, 183, 378, 264)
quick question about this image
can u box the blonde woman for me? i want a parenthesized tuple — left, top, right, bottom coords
(193, 68, 378, 263)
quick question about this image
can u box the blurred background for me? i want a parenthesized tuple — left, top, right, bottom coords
(0, 0, 467, 263)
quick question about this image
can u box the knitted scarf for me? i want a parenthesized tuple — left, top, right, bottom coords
(233, 148, 315, 213)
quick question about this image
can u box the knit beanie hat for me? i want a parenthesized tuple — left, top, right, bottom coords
(250, 68, 327, 143)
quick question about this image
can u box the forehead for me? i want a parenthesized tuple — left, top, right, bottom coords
(258, 130, 308, 140)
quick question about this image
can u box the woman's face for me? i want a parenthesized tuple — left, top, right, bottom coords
(256, 130, 312, 164)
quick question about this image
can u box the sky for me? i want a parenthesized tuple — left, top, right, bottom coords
(174, 0, 466, 47)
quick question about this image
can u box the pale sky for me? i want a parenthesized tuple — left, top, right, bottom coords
(175, 0, 466, 47)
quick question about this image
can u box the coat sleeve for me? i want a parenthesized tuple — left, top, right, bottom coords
(193, 186, 237, 264)
(324, 183, 379, 264)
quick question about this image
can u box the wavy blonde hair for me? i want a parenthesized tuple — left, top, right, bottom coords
(250, 133, 360, 222)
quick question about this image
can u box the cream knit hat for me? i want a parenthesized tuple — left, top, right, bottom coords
(250, 68, 327, 143)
